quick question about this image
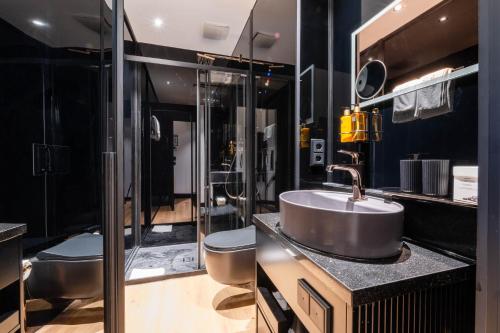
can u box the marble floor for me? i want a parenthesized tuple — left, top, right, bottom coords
(126, 242, 199, 281)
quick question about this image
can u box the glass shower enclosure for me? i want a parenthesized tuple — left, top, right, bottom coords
(123, 56, 249, 279)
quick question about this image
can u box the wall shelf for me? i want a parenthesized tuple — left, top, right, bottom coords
(323, 182, 477, 209)
(383, 190, 477, 209)
(359, 64, 479, 109)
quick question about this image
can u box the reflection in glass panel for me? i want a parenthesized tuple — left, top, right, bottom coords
(0, 0, 109, 330)
(255, 75, 295, 213)
(124, 63, 200, 280)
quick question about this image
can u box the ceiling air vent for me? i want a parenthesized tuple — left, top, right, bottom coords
(203, 22, 230, 40)
(254, 32, 277, 49)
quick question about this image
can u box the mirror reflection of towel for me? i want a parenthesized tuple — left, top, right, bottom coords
(392, 79, 421, 123)
(417, 68, 454, 119)
(392, 68, 454, 123)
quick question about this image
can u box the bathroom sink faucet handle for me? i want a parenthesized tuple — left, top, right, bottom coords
(338, 150, 361, 164)
(325, 164, 366, 201)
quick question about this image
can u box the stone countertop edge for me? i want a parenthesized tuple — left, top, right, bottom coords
(253, 213, 474, 306)
(0, 223, 27, 242)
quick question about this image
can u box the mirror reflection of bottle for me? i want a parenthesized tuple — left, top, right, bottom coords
(352, 105, 368, 142)
(371, 108, 383, 142)
(300, 124, 310, 148)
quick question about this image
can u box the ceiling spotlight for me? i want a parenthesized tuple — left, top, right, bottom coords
(153, 18, 164, 28)
(31, 19, 48, 27)
(439, 16, 448, 22)
(393, 3, 403, 12)
(166, 81, 171, 85)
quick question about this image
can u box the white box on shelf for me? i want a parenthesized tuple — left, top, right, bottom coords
(453, 166, 478, 205)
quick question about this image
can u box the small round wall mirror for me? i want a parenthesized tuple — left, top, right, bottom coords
(355, 60, 387, 100)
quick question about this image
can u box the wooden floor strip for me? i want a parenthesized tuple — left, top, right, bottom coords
(32, 273, 255, 333)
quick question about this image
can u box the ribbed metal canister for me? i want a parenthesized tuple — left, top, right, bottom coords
(422, 159, 450, 196)
(400, 159, 422, 193)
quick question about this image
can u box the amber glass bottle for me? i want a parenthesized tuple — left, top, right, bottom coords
(340, 107, 353, 143)
(300, 124, 310, 148)
(352, 105, 368, 142)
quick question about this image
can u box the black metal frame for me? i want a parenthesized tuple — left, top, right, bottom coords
(105, 0, 125, 332)
(476, 0, 500, 331)
(246, 11, 256, 222)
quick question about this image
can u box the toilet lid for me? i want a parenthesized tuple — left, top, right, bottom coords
(37, 233, 103, 261)
(204, 225, 256, 251)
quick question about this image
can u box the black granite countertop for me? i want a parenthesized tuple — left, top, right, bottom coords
(0, 223, 27, 242)
(254, 213, 474, 305)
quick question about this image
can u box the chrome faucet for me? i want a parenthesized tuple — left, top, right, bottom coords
(326, 150, 366, 201)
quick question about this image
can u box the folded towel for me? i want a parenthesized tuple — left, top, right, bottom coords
(392, 78, 421, 123)
(417, 68, 453, 119)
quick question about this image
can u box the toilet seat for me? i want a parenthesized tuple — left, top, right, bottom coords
(204, 225, 256, 251)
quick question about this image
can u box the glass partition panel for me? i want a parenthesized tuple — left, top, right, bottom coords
(203, 71, 248, 237)
(0, 0, 108, 330)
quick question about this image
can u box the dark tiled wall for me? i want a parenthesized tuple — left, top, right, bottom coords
(0, 11, 104, 253)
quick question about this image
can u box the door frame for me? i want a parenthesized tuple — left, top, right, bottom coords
(476, 0, 500, 331)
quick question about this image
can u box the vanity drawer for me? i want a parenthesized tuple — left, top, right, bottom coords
(297, 280, 310, 314)
(257, 308, 273, 333)
(297, 279, 333, 333)
(257, 228, 348, 333)
(256, 287, 290, 333)
(310, 292, 331, 333)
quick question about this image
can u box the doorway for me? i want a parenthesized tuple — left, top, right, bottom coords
(123, 57, 249, 281)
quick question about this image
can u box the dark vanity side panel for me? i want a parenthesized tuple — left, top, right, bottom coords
(256, 228, 351, 333)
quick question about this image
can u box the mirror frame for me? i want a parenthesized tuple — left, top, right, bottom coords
(355, 59, 387, 100)
(350, 0, 403, 105)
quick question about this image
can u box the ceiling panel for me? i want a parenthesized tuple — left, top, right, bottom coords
(125, 0, 256, 55)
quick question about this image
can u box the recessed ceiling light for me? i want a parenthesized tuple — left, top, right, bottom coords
(393, 3, 403, 12)
(166, 81, 171, 85)
(153, 18, 163, 28)
(439, 16, 448, 22)
(31, 19, 48, 27)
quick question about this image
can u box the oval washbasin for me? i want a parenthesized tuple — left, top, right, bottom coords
(279, 190, 404, 259)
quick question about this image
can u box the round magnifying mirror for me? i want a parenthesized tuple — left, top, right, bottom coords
(355, 60, 387, 100)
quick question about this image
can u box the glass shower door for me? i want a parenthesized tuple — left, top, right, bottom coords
(197, 69, 248, 267)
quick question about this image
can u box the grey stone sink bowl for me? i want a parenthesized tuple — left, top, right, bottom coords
(279, 190, 404, 259)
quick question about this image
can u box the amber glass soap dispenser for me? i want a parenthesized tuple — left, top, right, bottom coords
(352, 105, 368, 142)
(340, 107, 353, 143)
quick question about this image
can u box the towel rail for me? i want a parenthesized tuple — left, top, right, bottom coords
(359, 64, 478, 109)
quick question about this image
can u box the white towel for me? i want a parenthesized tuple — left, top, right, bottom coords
(392, 78, 422, 123)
